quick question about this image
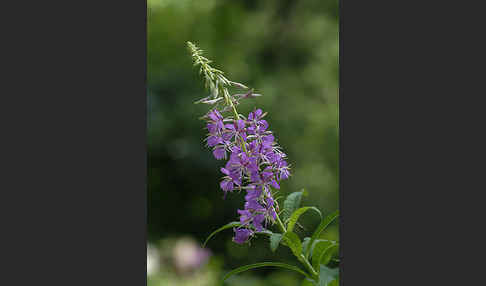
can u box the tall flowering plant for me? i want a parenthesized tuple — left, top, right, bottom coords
(187, 42, 339, 286)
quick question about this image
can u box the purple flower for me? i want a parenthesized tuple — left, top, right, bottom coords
(225, 119, 247, 141)
(247, 109, 269, 135)
(244, 185, 262, 201)
(220, 179, 233, 192)
(270, 179, 280, 189)
(265, 150, 282, 165)
(207, 135, 223, 147)
(244, 198, 266, 212)
(233, 228, 253, 244)
(219, 167, 241, 195)
(225, 149, 257, 180)
(237, 209, 252, 225)
(208, 109, 223, 123)
(212, 146, 226, 160)
(261, 134, 274, 148)
(201, 107, 291, 244)
(277, 160, 290, 180)
(206, 109, 224, 134)
(248, 109, 263, 121)
(252, 214, 265, 231)
(207, 123, 218, 134)
(190, 46, 294, 244)
(264, 195, 277, 220)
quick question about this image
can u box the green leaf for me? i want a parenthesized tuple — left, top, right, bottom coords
(305, 210, 339, 257)
(222, 262, 311, 281)
(202, 221, 240, 247)
(311, 241, 337, 270)
(318, 265, 339, 286)
(270, 233, 283, 252)
(328, 279, 339, 286)
(307, 239, 333, 257)
(320, 244, 339, 266)
(282, 190, 307, 221)
(301, 278, 317, 286)
(302, 237, 311, 255)
(282, 231, 303, 260)
(256, 230, 273, 236)
(287, 207, 322, 232)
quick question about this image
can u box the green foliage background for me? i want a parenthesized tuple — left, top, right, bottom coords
(147, 0, 338, 284)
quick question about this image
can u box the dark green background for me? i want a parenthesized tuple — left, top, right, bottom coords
(148, 0, 338, 284)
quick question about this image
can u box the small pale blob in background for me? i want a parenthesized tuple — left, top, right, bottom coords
(173, 237, 211, 274)
(147, 237, 217, 286)
(147, 243, 160, 276)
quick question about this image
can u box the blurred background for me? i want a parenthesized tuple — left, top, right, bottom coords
(147, 0, 338, 285)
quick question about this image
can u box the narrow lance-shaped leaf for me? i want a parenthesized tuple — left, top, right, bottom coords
(319, 244, 339, 266)
(222, 262, 312, 281)
(282, 190, 307, 221)
(270, 233, 283, 252)
(311, 240, 336, 270)
(302, 237, 311, 255)
(305, 210, 339, 257)
(282, 231, 303, 262)
(287, 207, 322, 232)
(202, 221, 240, 247)
(301, 278, 317, 286)
(318, 265, 339, 286)
(307, 239, 337, 258)
(255, 230, 273, 236)
(328, 279, 339, 286)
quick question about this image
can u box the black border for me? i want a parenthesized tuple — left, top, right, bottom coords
(338, 0, 477, 284)
(2, 0, 147, 284)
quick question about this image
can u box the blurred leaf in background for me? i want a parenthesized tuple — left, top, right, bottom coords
(148, 0, 338, 283)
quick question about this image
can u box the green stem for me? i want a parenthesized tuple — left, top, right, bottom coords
(223, 88, 249, 154)
(190, 42, 319, 281)
(222, 86, 291, 239)
(223, 87, 288, 235)
(300, 254, 319, 278)
(221, 80, 290, 241)
(276, 214, 287, 233)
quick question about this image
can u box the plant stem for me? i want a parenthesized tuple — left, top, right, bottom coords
(276, 214, 287, 233)
(191, 42, 291, 253)
(223, 88, 249, 154)
(190, 41, 319, 281)
(189, 42, 248, 154)
(223, 88, 288, 234)
(217, 67, 293, 238)
(300, 254, 319, 278)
